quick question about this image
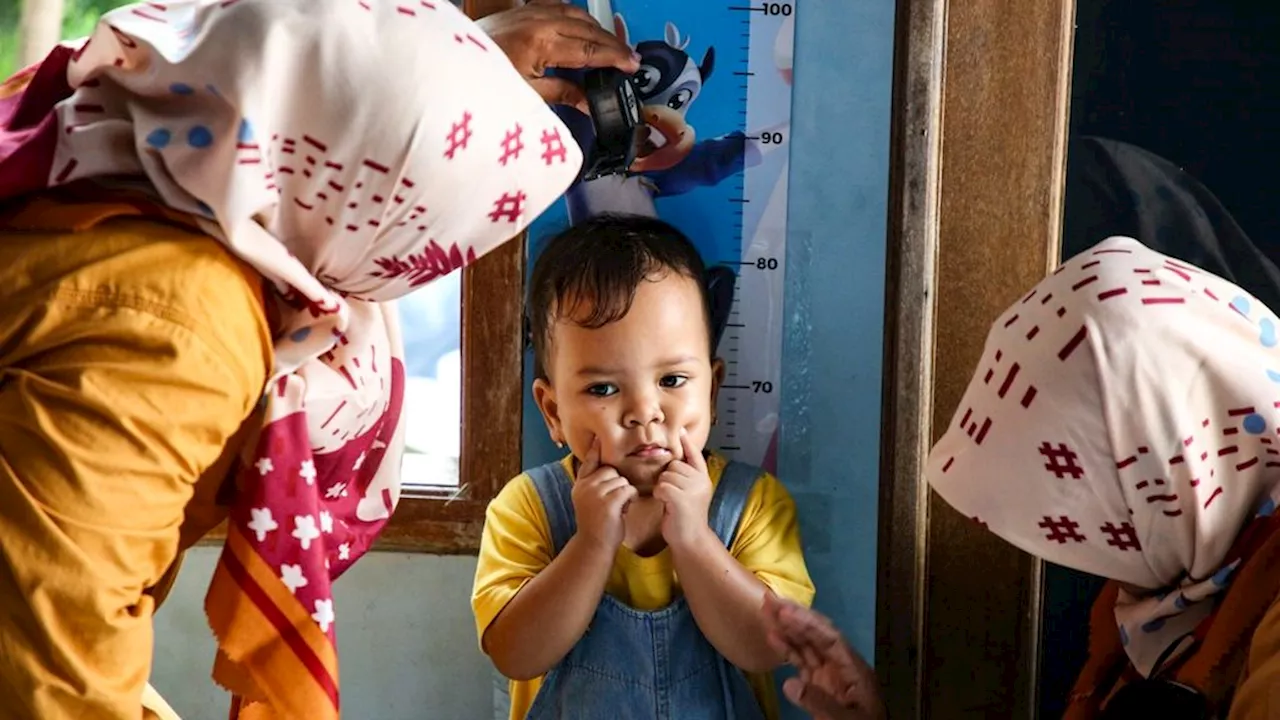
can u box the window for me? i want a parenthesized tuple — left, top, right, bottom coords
(376, 235, 525, 553)
(393, 0, 496, 499)
(398, 270, 463, 492)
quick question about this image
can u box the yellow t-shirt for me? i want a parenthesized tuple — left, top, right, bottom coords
(472, 453, 815, 720)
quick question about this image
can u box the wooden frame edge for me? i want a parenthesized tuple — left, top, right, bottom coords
(1027, 0, 1079, 711)
(875, 0, 945, 717)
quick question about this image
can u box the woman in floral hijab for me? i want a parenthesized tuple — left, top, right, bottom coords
(0, 0, 636, 717)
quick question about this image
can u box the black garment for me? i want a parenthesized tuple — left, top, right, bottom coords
(1071, 0, 1280, 257)
(1062, 136, 1280, 312)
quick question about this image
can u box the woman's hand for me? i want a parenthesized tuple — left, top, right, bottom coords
(477, 0, 641, 112)
(762, 593, 887, 720)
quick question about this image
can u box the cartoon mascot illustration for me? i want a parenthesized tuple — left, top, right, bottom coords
(551, 12, 786, 349)
(560, 13, 783, 223)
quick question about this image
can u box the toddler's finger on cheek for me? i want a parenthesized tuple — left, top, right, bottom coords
(678, 428, 706, 471)
(580, 434, 602, 476)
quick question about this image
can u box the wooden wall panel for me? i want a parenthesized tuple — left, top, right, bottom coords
(880, 0, 1077, 717)
(925, 0, 1075, 716)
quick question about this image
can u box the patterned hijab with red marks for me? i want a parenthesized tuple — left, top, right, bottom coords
(927, 236, 1280, 678)
(0, 0, 580, 715)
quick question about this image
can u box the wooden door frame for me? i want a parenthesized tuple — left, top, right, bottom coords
(877, 0, 1077, 717)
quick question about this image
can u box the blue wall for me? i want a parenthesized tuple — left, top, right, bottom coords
(779, 0, 893, 669)
(522, 2, 895, 716)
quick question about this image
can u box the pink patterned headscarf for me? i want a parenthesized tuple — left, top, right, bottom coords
(927, 236, 1280, 678)
(0, 0, 581, 714)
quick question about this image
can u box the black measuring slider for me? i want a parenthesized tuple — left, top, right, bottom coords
(580, 67, 644, 181)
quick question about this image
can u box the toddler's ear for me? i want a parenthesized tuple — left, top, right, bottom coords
(533, 378, 564, 444)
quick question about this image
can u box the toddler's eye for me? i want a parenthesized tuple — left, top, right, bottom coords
(660, 375, 688, 389)
(587, 383, 618, 397)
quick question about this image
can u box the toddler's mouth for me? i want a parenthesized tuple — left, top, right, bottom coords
(628, 443, 670, 460)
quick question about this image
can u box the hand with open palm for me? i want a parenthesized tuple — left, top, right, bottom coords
(762, 593, 886, 720)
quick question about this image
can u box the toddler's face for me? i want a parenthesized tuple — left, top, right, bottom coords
(533, 272, 722, 494)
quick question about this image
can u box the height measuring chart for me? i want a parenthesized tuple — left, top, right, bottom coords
(530, 0, 797, 473)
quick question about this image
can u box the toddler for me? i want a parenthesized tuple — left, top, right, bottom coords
(471, 214, 815, 719)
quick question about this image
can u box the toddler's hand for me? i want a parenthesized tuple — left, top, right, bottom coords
(654, 431, 715, 552)
(571, 436, 637, 553)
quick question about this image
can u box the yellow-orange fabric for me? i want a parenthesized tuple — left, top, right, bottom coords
(0, 191, 271, 719)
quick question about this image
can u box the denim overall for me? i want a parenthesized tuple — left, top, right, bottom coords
(522, 459, 768, 720)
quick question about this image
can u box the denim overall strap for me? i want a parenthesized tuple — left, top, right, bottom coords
(707, 460, 761, 548)
(494, 461, 574, 720)
(527, 460, 577, 556)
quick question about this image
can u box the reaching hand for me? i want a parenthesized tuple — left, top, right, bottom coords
(571, 436, 637, 553)
(477, 0, 640, 112)
(653, 431, 715, 551)
(762, 593, 886, 720)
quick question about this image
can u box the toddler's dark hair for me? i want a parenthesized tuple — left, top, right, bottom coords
(528, 213, 713, 380)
